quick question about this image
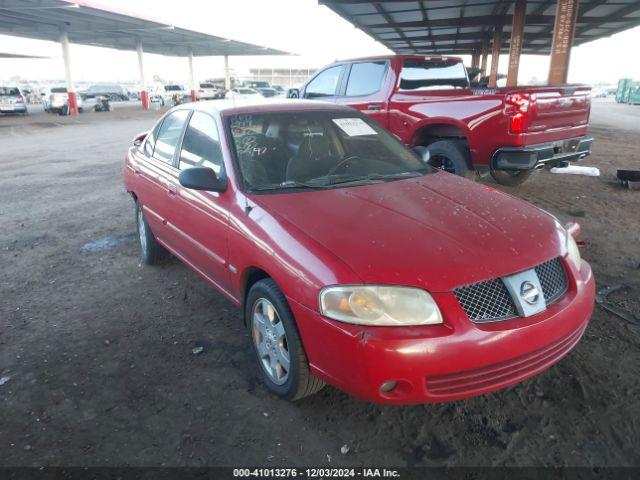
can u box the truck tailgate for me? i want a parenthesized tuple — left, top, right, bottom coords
(526, 86, 591, 133)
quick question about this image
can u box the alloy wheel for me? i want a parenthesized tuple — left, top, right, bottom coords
(252, 298, 290, 385)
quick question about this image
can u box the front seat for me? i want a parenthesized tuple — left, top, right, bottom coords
(285, 134, 336, 182)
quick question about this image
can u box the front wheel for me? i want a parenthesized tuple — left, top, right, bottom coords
(425, 140, 470, 177)
(246, 279, 324, 401)
(490, 168, 533, 186)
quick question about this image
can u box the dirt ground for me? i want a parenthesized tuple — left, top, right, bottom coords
(0, 99, 639, 467)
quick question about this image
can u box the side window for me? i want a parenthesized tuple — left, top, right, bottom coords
(153, 110, 190, 164)
(305, 65, 344, 98)
(179, 111, 224, 175)
(144, 125, 157, 157)
(345, 61, 387, 96)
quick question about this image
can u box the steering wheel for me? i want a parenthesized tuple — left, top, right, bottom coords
(327, 155, 363, 176)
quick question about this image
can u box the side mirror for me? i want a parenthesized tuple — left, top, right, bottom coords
(179, 167, 226, 193)
(132, 131, 149, 147)
(287, 88, 300, 99)
(412, 146, 431, 164)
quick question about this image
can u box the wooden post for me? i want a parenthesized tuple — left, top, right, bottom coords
(548, 0, 579, 84)
(471, 50, 480, 69)
(480, 38, 489, 78)
(488, 28, 502, 88)
(507, 0, 527, 87)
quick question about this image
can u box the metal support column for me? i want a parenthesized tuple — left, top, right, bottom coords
(137, 40, 149, 109)
(59, 31, 78, 116)
(488, 28, 502, 88)
(188, 49, 196, 102)
(224, 55, 231, 90)
(480, 38, 489, 78)
(507, 0, 527, 87)
(548, 0, 579, 84)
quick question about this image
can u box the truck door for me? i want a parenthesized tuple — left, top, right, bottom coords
(334, 61, 390, 129)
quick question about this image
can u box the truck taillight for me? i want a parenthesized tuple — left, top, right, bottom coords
(506, 93, 530, 134)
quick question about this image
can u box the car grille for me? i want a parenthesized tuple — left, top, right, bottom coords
(425, 325, 585, 397)
(454, 257, 568, 323)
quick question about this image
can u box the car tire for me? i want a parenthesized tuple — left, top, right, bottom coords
(135, 200, 168, 265)
(490, 168, 533, 186)
(246, 279, 325, 401)
(426, 140, 470, 177)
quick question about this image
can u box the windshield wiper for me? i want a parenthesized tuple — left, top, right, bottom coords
(325, 171, 422, 185)
(250, 180, 329, 192)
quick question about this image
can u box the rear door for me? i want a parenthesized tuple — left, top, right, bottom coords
(135, 109, 190, 252)
(171, 111, 231, 293)
(334, 60, 390, 128)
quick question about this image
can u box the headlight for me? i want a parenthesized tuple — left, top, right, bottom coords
(319, 285, 443, 326)
(565, 230, 582, 270)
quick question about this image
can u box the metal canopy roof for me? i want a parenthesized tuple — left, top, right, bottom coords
(321, 0, 640, 55)
(0, 0, 290, 57)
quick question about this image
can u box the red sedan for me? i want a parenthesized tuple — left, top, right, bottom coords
(124, 100, 595, 404)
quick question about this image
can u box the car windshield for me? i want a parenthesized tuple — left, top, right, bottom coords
(51, 87, 67, 93)
(200, 83, 214, 88)
(226, 110, 432, 193)
(0, 87, 20, 96)
(237, 88, 256, 94)
(165, 85, 181, 91)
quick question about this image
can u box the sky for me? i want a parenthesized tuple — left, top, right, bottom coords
(1, 0, 640, 87)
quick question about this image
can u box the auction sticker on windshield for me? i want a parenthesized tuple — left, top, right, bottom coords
(332, 118, 377, 136)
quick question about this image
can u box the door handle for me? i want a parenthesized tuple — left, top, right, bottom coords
(367, 103, 382, 111)
(167, 183, 178, 196)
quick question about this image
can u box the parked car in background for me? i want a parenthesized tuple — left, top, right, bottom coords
(225, 87, 262, 100)
(81, 83, 129, 101)
(255, 87, 279, 98)
(162, 84, 189, 105)
(244, 80, 271, 89)
(197, 82, 222, 100)
(124, 100, 594, 404)
(49, 87, 83, 114)
(297, 55, 593, 186)
(272, 85, 286, 96)
(0, 86, 28, 115)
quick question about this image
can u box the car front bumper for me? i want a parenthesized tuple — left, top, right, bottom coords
(291, 258, 595, 404)
(492, 136, 593, 170)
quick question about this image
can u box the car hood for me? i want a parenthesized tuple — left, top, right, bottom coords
(252, 172, 566, 292)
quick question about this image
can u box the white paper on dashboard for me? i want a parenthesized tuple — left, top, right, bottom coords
(332, 118, 377, 136)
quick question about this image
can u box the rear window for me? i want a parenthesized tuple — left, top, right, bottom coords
(165, 85, 181, 91)
(51, 87, 67, 93)
(0, 87, 20, 96)
(399, 60, 469, 91)
(237, 88, 255, 94)
(200, 83, 214, 88)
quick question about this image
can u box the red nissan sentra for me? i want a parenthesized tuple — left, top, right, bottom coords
(124, 100, 595, 404)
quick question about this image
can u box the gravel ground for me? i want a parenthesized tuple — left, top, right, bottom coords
(0, 99, 639, 467)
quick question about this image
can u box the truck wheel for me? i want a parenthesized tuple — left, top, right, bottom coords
(490, 168, 533, 186)
(136, 200, 168, 265)
(246, 278, 325, 401)
(426, 140, 470, 177)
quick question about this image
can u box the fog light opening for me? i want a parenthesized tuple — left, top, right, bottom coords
(380, 380, 397, 393)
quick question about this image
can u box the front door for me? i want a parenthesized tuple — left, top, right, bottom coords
(170, 110, 231, 294)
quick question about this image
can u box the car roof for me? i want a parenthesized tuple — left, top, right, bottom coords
(336, 54, 464, 63)
(174, 99, 355, 116)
